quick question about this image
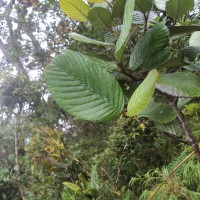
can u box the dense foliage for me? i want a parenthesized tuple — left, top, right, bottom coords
(1, 0, 200, 199)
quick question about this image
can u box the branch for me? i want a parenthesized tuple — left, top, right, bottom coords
(171, 98, 200, 161)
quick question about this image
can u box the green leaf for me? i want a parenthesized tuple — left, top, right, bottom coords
(59, 0, 90, 22)
(63, 182, 81, 193)
(45, 50, 124, 122)
(169, 26, 200, 35)
(88, 7, 112, 29)
(112, 0, 126, 19)
(135, 0, 152, 14)
(155, 120, 184, 136)
(189, 31, 200, 46)
(69, 32, 115, 47)
(166, 0, 194, 21)
(180, 46, 200, 61)
(141, 48, 170, 71)
(139, 100, 177, 124)
(127, 69, 159, 117)
(129, 23, 169, 70)
(156, 72, 200, 97)
(115, 0, 135, 60)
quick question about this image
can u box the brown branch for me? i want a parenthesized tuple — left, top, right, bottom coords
(171, 99, 200, 161)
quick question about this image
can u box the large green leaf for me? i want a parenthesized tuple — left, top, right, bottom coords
(127, 69, 159, 117)
(59, 0, 89, 22)
(166, 0, 194, 21)
(69, 32, 115, 47)
(45, 50, 124, 122)
(129, 23, 169, 70)
(115, 0, 135, 60)
(139, 100, 177, 124)
(88, 7, 112, 29)
(135, 0, 152, 14)
(156, 72, 200, 97)
(112, 0, 126, 19)
(189, 31, 200, 46)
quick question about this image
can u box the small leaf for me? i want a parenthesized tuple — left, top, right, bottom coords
(189, 31, 200, 46)
(156, 72, 200, 97)
(135, 0, 152, 14)
(180, 46, 200, 61)
(88, 7, 112, 29)
(59, 0, 90, 22)
(115, 0, 136, 59)
(69, 32, 115, 47)
(127, 69, 159, 117)
(63, 182, 81, 192)
(45, 50, 124, 122)
(112, 0, 126, 19)
(166, 0, 194, 21)
(139, 100, 177, 124)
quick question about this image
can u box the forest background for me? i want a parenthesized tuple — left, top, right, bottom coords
(1, 0, 200, 199)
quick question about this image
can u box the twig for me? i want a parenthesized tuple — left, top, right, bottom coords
(148, 150, 195, 200)
(171, 99, 200, 161)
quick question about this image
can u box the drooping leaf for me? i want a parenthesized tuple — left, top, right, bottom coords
(166, 0, 194, 21)
(88, 7, 112, 29)
(189, 31, 200, 46)
(45, 50, 124, 122)
(155, 120, 184, 136)
(154, 0, 168, 10)
(69, 32, 115, 47)
(139, 100, 177, 124)
(59, 0, 90, 22)
(115, 0, 135, 60)
(127, 69, 159, 117)
(135, 0, 152, 14)
(156, 72, 200, 97)
(112, 0, 126, 19)
(88, 0, 105, 3)
(169, 26, 200, 35)
(180, 46, 200, 61)
(129, 23, 169, 70)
